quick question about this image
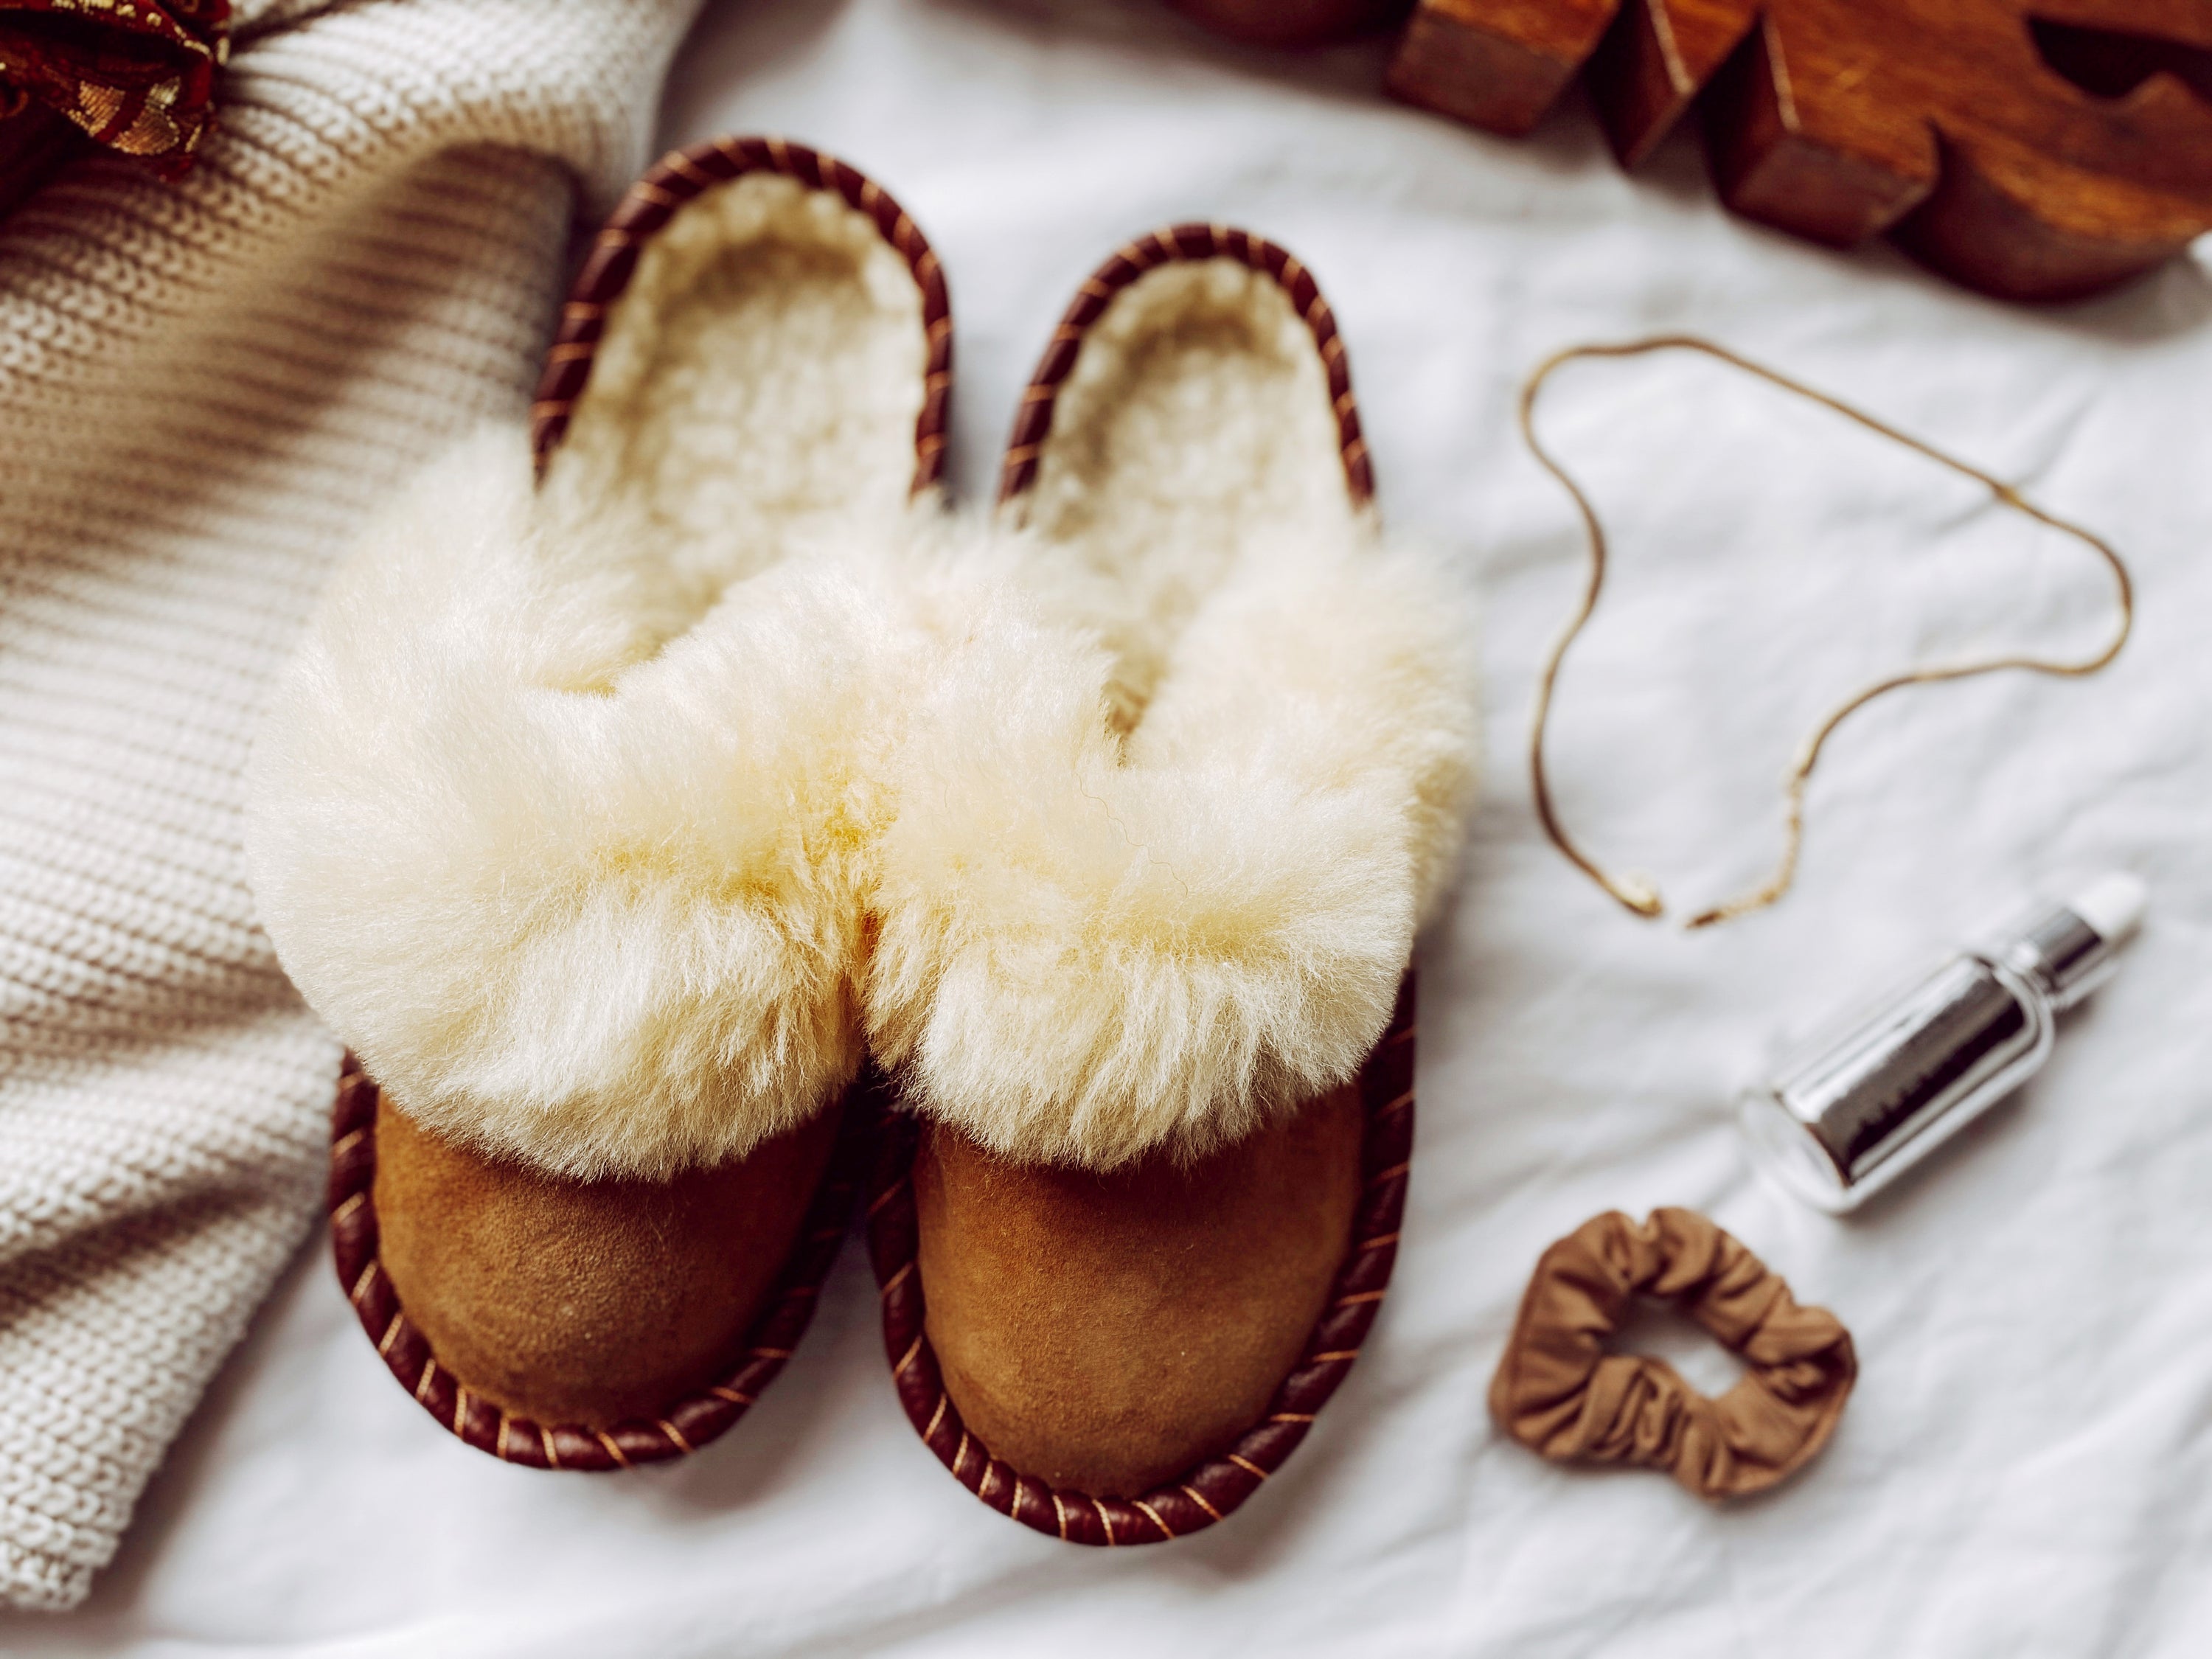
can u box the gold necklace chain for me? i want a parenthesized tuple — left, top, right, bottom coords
(1520, 335, 2135, 930)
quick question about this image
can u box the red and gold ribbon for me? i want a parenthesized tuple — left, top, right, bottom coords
(0, 0, 229, 178)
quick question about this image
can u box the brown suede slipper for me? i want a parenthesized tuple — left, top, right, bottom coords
(865, 227, 1472, 1540)
(868, 991, 1413, 1542)
(268, 137, 952, 1468)
(330, 1057, 872, 1468)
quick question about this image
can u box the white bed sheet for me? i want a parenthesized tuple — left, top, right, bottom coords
(9, 1, 2211, 1652)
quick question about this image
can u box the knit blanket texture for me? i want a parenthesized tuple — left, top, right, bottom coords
(0, 0, 700, 1611)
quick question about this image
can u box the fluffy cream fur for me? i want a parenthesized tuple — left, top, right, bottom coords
(248, 210, 1475, 1180)
(245, 174, 928, 1181)
(866, 259, 1480, 1172)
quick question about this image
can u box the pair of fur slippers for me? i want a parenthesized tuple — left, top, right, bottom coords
(246, 137, 1477, 1544)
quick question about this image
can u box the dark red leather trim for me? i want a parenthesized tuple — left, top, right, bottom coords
(528, 135, 953, 492)
(866, 977, 1416, 1543)
(327, 1057, 869, 1470)
(995, 223, 1370, 508)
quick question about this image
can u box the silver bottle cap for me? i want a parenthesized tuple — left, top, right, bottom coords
(1998, 870, 2147, 1012)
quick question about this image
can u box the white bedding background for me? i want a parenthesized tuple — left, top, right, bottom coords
(10, 1, 2211, 1652)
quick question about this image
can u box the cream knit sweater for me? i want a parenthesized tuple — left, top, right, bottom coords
(0, 0, 698, 1611)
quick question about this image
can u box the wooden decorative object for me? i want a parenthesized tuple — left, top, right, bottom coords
(1387, 0, 2212, 301)
(1172, 0, 1415, 49)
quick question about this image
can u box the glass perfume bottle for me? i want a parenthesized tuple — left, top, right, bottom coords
(1741, 873, 2146, 1213)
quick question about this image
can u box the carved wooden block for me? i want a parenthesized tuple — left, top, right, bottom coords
(1388, 0, 2212, 300)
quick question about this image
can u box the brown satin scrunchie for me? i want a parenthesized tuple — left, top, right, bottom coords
(1489, 1208, 1856, 1500)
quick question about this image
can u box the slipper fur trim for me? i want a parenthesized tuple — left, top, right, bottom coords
(248, 428, 935, 1180)
(866, 248, 1476, 1173)
(251, 154, 942, 1181)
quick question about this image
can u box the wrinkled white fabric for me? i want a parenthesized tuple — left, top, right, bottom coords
(0, 0, 700, 1613)
(8, 0, 2211, 1650)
